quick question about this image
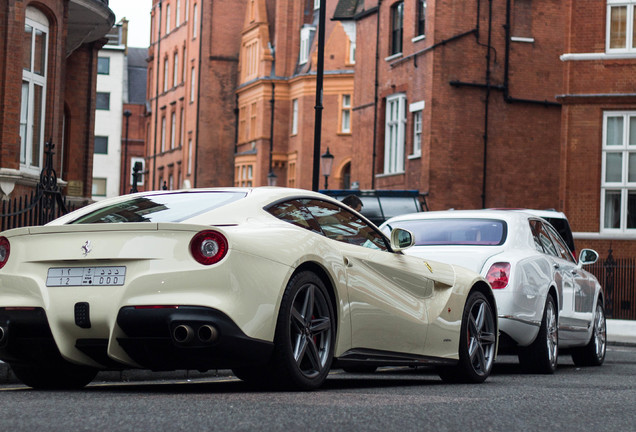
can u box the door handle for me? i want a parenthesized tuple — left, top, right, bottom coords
(553, 263, 560, 269)
(570, 269, 578, 275)
(343, 257, 353, 267)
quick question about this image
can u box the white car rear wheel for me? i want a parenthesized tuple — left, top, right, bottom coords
(519, 295, 558, 374)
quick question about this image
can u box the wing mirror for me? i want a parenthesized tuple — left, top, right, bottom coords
(578, 248, 599, 267)
(390, 228, 415, 252)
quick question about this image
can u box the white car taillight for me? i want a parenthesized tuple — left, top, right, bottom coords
(189, 230, 228, 265)
(0, 237, 9, 269)
(486, 262, 510, 289)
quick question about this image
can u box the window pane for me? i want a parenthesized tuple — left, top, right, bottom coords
(97, 57, 110, 75)
(610, 6, 627, 49)
(92, 178, 107, 197)
(633, 5, 636, 49)
(23, 25, 32, 71)
(94, 136, 108, 154)
(630, 153, 636, 183)
(31, 84, 43, 168)
(606, 116, 623, 146)
(629, 191, 636, 228)
(96, 92, 110, 110)
(33, 29, 46, 76)
(606, 152, 623, 182)
(604, 190, 621, 229)
(20, 82, 29, 164)
(630, 116, 636, 146)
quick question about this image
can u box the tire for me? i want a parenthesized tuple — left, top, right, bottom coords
(10, 362, 98, 390)
(342, 365, 378, 374)
(571, 302, 606, 367)
(438, 291, 496, 383)
(270, 271, 335, 390)
(518, 295, 558, 374)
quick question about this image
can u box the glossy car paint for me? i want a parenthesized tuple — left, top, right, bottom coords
(0, 188, 493, 373)
(381, 210, 604, 349)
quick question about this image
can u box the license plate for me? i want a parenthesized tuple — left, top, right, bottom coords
(46, 266, 126, 287)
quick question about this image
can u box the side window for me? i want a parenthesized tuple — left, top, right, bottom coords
(267, 200, 321, 234)
(302, 199, 389, 251)
(544, 223, 576, 263)
(529, 219, 558, 257)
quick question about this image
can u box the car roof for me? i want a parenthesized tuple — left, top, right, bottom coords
(382, 209, 537, 225)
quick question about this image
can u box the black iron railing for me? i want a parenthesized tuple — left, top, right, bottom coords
(1, 140, 82, 231)
(588, 248, 636, 320)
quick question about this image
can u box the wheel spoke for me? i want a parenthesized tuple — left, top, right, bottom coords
(293, 334, 308, 363)
(310, 317, 331, 335)
(301, 285, 315, 322)
(305, 337, 323, 372)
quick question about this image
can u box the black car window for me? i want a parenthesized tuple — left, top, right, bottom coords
(529, 219, 559, 257)
(384, 218, 506, 246)
(267, 200, 322, 234)
(70, 191, 246, 224)
(301, 199, 389, 251)
(544, 222, 576, 263)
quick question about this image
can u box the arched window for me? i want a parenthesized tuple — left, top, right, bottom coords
(21, 7, 49, 171)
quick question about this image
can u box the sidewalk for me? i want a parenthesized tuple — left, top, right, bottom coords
(0, 319, 634, 385)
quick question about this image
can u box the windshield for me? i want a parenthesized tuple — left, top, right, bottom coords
(384, 218, 507, 246)
(69, 191, 246, 224)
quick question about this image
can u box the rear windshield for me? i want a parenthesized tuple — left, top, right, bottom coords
(385, 218, 507, 246)
(69, 192, 246, 224)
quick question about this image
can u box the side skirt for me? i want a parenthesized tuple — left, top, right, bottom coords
(333, 348, 457, 369)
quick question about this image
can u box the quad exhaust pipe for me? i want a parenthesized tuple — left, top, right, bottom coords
(172, 323, 219, 345)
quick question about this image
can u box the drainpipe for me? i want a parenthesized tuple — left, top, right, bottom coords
(371, 0, 382, 189)
(193, 0, 204, 187)
(152, 1, 162, 189)
(269, 82, 275, 178)
(481, 0, 493, 209)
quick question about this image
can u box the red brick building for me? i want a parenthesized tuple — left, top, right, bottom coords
(234, 0, 354, 189)
(335, 0, 565, 210)
(145, 0, 247, 190)
(0, 0, 115, 201)
(559, 0, 636, 258)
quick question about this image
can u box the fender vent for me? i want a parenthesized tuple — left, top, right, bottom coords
(74, 302, 91, 329)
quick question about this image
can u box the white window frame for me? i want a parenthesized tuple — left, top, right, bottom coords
(190, 67, 196, 102)
(314, 0, 321, 9)
(163, 57, 169, 92)
(291, 99, 299, 135)
(161, 116, 166, 152)
(341, 94, 351, 133)
(299, 26, 315, 65)
(409, 101, 424, 158)
(21, 7, 49, 172)
(176, 0, 181, 25)
(173, 51, 178, 87)
(188, 138, 193, 175)
(600, 111, 636, 232)
(384, 93, 407, 174)
(165, 4, 171, 34)
(192, 3, 198, 38)
(170, 111, 176, 149)
(607, 0, 636, 53)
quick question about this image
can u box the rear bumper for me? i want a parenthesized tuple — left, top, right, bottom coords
(0, 306, 273, 372)
(115, 306, 273, 371)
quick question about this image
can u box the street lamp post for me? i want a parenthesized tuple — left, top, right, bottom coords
(122, 109, 132, 195)
(321, 147, 334, 190)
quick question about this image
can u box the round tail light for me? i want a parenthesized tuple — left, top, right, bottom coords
(189, 230, 228, 265)
(486, 262, 510, 289)
(0, 237, 10, 270)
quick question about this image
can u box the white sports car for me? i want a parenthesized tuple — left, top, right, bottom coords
(381, 210, 606, 374)
(0, 188, 497, 389)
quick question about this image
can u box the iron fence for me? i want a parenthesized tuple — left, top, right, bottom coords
(587, 249, 636, 320)
(1, 140, 83, 231)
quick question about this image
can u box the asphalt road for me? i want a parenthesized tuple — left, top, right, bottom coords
(0, 346, 635, 432)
